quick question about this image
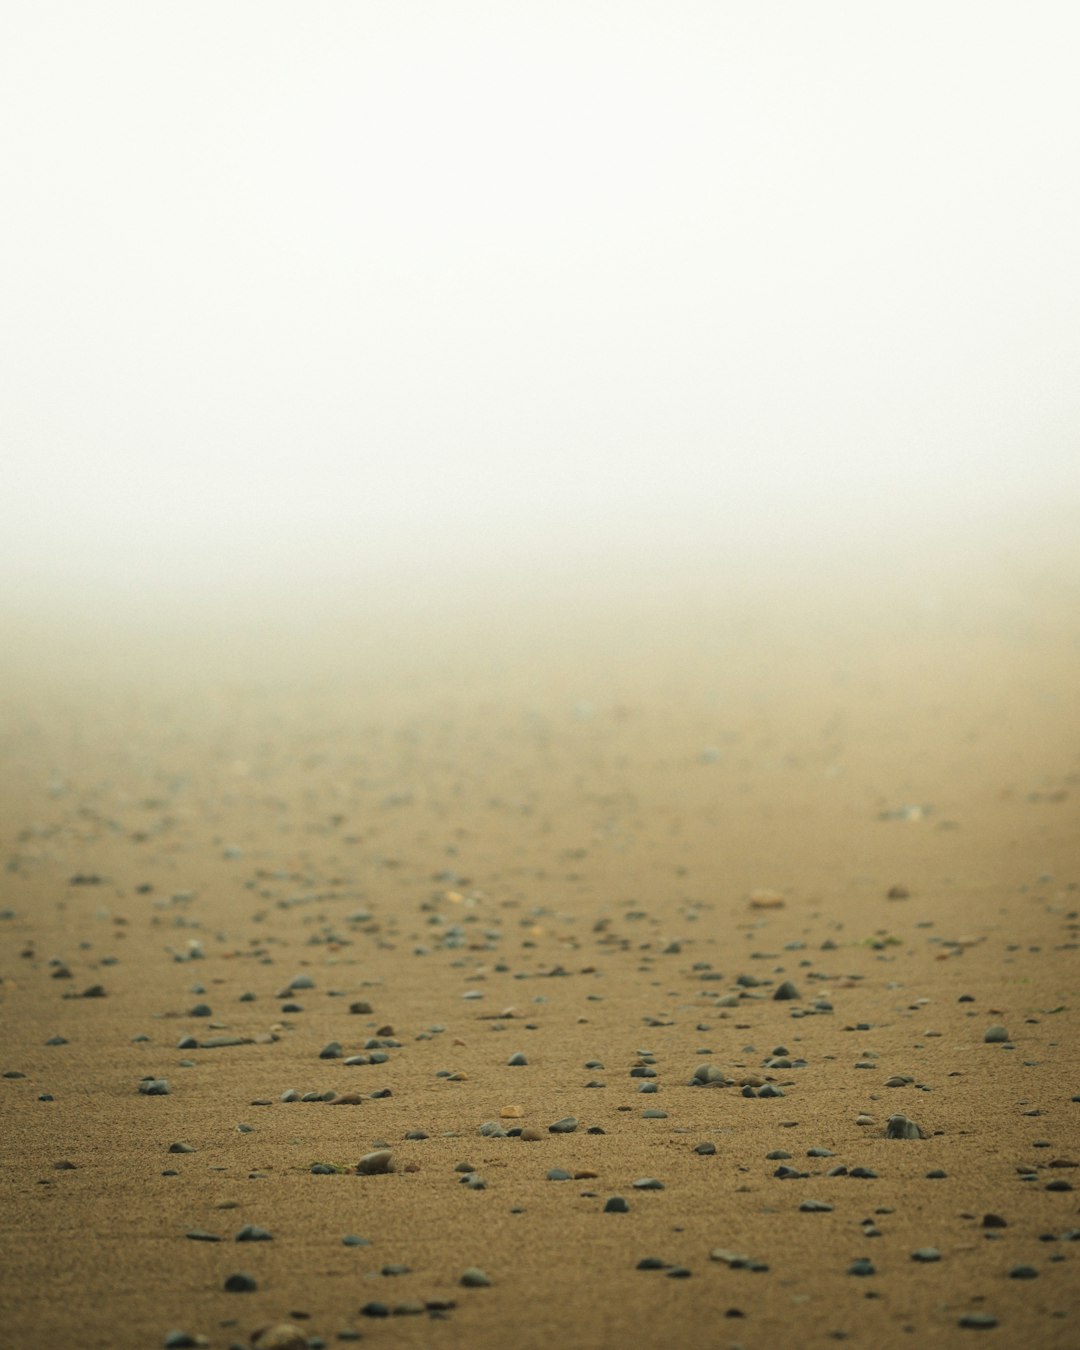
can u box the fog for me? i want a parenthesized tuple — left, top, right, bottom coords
(3, 1, 1078, 618)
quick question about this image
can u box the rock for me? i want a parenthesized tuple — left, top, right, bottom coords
(223, 1272, 257, 1292)
(507, 1052, 528, 1066)
(848, 1258, 876, 1276)
(604, 1196, 630, 1212)
(958, 1314, 998, 1328)
(459, 1267, 492, 1287)
(548, 1116, 578, 1133)
(632, 1177, 664, 1190)
(911, 1247, 941, 1262)
(357, 1149, 394, 1175)
(885, 1113, 925, 1139)
(500, 1104, 524, 1118)
(168, 1142, 195, 1154)
(773, 981, 800, 1001)
(694, 1141, 717, 1155)
(251, 1325, 308, 1350)
(984, 1025, 1010, 1043)
(138, 1078, 171, 1096)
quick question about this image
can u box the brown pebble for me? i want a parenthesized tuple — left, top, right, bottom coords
(500, 1105, 525, 1118)
(520, 1128, 543, 1141)
(329, 1092, 364, 1105)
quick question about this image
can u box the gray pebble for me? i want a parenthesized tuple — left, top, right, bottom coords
(604, 1196, 630, 1212)
(459, 1267, 492, 1287)
(911, 1248, 941, 1262)
(984, 1025, 1009, 1043)
(885, 1113, 925, 1139)
(548, 1116, 578, 1133)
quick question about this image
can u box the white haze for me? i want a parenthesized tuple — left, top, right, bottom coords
(2, 1, 1078, 611)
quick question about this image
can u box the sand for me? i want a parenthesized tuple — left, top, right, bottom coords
(1, 526, 1078, 1349)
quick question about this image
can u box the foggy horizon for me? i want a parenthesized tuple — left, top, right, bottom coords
(3, 1, 1078, 615)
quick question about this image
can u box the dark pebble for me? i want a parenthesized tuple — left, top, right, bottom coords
(548, 1116, 578, 1133)
(223, 1273, 257, 1292)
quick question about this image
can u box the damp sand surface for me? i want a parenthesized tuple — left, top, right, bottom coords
(2, 530, 1079, 1350)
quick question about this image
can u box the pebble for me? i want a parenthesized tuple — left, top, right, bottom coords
(223, 1272, 257, 1292)
(507, 1052, 528, 1065)
(848, 1258, 876, 1276)
(632, 1177, 664, 1190)
(984, 1025, 1010, 1043)
(357, 1150, 394, 1175)
(694, 1142, 717, 1155)
(885, 1113, 925, 1139)
(548, 1116, 578, 1133)
(604, 1196, 630, 1212)
(911, 1247, 941, 1262)
(459, 1267, 492, 1287)
(250, 1326, 307, 1350)
(958, 1314, 998, 1329)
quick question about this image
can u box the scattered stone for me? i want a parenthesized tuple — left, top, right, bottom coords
(357, 1150, 393, 1175)
(548, 1116, 578, 1133)
(885, 1113, 925, 1139)
(251, 1325, 307, 1350)
(223, 1272, 257, 1292)
(911, 1247, 941, 1262)
(984, 1026, 1010, 1043)
(604, 1196, 630, 1212)
(459, 1267, 492, 1287)
(773, 981, 800, 1001)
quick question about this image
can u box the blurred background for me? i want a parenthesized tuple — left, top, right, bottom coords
(2, 1, 1078, 626)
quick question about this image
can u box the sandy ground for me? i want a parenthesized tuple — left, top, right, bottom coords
(2, 524, 1079, 1350)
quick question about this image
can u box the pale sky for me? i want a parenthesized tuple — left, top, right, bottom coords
(2, 1, 1078, 600)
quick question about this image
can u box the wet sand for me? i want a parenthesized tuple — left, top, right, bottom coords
(2, 521, 1078, 1349)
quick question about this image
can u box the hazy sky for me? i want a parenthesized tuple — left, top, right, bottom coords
(3, 1, 1078, 599)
